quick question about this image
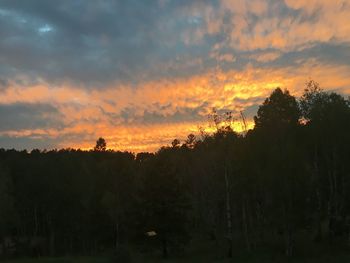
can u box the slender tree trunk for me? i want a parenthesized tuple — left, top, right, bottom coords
(327, 150, 338, 240)
(285, 224, 294, 257)
(313, 146, 323, 241)
(242, 198, 251, 251)
(70, 235, 73, 255)
(162, 237, 168, 259)
(224, 166, 233, 258)
(283, 200, 294, 258)
(82, 238, 86, 255)
(348, 223, 350, 248)
(115, 218, 119, 251)
(49, 229, 55, 256)
(34, 206, 39, 237)
(332, 148, 339, 218)
(47, 215, 55, 256)
(315, 189, 323, 241)
(255, 201, 265, 245)
(93, 239, 97, 255)
(248, 200, 257, 250)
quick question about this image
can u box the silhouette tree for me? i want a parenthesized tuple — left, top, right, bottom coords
(0, 164, 17, 239)
(300, 84, 350, 241)
(138, 147, 191, 258)
(94, 137, 107, 151)
(184, 134, 196, 149)
(252, 88, 304, 256)
(0, 82, 349, 260)
(171, 139, 181, 148)
(254, 88, 300, 131)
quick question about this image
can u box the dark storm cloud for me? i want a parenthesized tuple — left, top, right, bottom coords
(0, 135, 58, 150)
(0, 78, 9, 91)
(0, 0, 220, 87)
(251, 44, 350, 70)
(1, 0, 349, 88)
(0, 103, 63, 131)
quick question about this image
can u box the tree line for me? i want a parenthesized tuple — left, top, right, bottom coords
(0, 80, 350, 260)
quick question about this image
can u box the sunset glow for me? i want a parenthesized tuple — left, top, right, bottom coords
(1, 0, 350, 152)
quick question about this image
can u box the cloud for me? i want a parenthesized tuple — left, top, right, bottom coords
(0, 103, 63, 131)
(1, 57, 349, 151)
(1, 0, 350, 86)
(250, 51, 281, 63)
(0, 0, 349, 151)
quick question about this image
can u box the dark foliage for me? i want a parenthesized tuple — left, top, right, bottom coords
(0, 83, 349, 260)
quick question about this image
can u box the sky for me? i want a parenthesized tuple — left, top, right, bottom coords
(0, 0, 350, 152)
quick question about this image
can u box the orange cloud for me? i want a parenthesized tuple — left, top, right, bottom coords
(194, 0, 350, 51)
(1, 59, 349, 152)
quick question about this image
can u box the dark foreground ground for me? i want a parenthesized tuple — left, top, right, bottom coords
(3, 237, 350, 263)
(3, 254, 350, 263)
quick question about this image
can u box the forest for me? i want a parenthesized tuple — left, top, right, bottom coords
(0, 80, 350, 262)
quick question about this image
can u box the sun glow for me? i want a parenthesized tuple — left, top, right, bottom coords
(1, 61, 349, 152)
(1, 0, 350, 152)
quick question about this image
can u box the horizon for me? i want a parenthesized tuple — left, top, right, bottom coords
(1, 0, 350, 152)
